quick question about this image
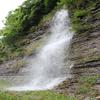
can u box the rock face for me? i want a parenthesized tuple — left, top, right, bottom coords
(70, 0, 100, 80)
(71, 29, 100, 76)
(0, 20, 50, 76)
(71, 30, 100, 69)
(55, 1, 100, 98)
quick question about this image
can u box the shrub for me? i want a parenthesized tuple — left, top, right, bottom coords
(74, 9, 87, 18)
(44, 0, 59, 13)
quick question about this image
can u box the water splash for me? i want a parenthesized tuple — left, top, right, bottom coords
(7, 9, 74, 91)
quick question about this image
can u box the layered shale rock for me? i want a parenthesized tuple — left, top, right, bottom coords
(56, 1, 100, 98)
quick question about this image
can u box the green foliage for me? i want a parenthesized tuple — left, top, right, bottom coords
(0, 0, 98, 61)
(60, 0, 75, 5)
(0, 0, 98, 44)
(0, 91, 77, 100)
(58, 0, 84, 8)
(68, 0, 98, 33)
(74, 9, 87, 18)
(1, 0, 45, 45)
(76, 75, 100, 95)
(79, 75, 100, 86)
(1, 0, 59, 46)
(44, 0, 59, 13)
(77, 85, 91, 94)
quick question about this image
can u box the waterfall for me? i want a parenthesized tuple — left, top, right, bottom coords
(7, 9, 74, 91)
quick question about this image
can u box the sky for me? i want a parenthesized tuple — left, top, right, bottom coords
(0, 0, 25, 29)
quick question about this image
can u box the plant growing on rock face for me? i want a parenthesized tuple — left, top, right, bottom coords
(79, 75, 100, 86)
(76, 75, 100, 95)
(74, 9, 87, 18)
(77, 84, 91, 94)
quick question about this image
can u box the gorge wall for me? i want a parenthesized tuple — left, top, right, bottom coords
(56, 0, 100, 98)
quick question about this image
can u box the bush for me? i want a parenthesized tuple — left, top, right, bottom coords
(44, 0, 59, 13)
(74, 9, 87, 18)
(1, 0, 60, 46)
(1, 0, 45, 45)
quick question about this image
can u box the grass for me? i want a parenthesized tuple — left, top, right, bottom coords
(0, 80, 11, 89)
(0, 91, 77, 100)
(68, 0, 98, 34)
(77, 84, 92, 94)
(79, 75, 100, 86)
(76, 75, 100, 95)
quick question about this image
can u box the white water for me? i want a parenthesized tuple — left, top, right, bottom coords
(7, 9, 74, 91)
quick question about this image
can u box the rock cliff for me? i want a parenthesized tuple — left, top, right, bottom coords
(56, 0, 100, 98)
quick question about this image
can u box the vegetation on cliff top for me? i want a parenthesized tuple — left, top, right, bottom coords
(0, 0, 99, 45)
(0, 0, 59, 45)
(0, 0, 59, 63)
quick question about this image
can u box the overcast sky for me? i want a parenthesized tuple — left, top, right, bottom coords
(0, 0, 25, 29)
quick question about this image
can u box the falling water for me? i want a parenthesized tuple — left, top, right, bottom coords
(7, 9, 74, 91)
